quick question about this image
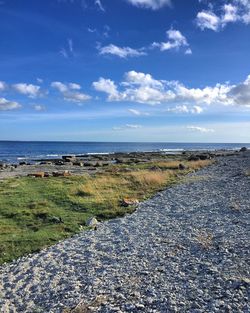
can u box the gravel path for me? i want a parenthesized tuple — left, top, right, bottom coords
(1, 153, 250, 313)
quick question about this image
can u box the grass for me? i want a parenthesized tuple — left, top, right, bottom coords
(0, 159, 212, 264)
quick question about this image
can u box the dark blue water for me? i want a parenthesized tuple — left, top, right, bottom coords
(0, 141, 249, 163)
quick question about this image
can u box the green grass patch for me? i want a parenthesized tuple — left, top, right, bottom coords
(0, 159, 212, 264)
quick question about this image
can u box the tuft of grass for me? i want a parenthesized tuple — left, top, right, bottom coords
(0, 159, 212, 264)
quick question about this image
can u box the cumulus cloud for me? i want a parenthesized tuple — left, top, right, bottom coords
(187, 126, 215, 133)
(93, 70, 250, 107)
(0, 97, 21, 110)
(166, 105, 204, 114)
(152, 29, 191, 54)
(98, 44, 146, 58)
(92, 77, 120, 101)
(12, 83, 41, 98)
(51, 81, 91, 103)
(196, 0, 250, 31)
(126, 0, 171, 10)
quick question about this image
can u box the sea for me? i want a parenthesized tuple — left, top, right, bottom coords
(0, 141, 249, 164)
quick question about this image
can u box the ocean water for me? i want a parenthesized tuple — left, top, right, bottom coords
(0, 141, 249, 163)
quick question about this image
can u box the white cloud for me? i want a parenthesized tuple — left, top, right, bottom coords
(187, 126, 215, 133)
(36, 78, 43, 84)
(59, 48, 68, 58)
(126, 0, 171, 10)
(69, 83, 81, 90)
(128, 108, 150, 116)
(95, 0, 105, 12)
(64, 92, 91, 102)
(51, 81, 68, 93)
(152, 29, 190, 53)
(185, 48, 192, 55)
(93, 71, 250, 107)
(92, 77, 120, 100)
(113, 124, 142, 130)
(0, 97, 21, 110)
(123, 70, 164, 87)
(68, 38, 74, 53)
(0, 81, 7, 91)
(51, 81, 91, 103)
(191, 105, 204, 114)
(166, 105, 203, 114)
(196, 10, 221, 31)
(99, 44, 146, 58)
(12, 83, 41, 98)
(33, 104, 45, 111)
(196, 0, 250, 31)
(60, 38, 75, 58)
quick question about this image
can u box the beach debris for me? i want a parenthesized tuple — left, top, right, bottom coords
(121, 198, 139, 207)
(86, 217, 99, 229)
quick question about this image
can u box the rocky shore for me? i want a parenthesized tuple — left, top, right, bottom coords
(0, 149, 249, 312)
(0, 149, 239, 180)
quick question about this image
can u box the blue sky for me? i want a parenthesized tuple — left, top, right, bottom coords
(0, 0, 250, 142)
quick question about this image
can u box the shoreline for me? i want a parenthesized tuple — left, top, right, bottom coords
(0, 150, 249, 312)
(0, 149, 244, 180)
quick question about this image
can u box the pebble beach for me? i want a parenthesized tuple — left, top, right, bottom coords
(0, 151, 249, 313)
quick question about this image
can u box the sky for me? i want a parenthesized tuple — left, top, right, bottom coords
(0, 0, 250, 142)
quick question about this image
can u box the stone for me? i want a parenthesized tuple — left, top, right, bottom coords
(27, 172, 45, 178)
(86, 217, 98, 229)
(188, 155, 200, 161)
(52, 170, 71, 177)
(179, 163, 186, 170)
(121, 198, 139, 206)
(73, 161, 83, 167)
(240, 147, 247, 152)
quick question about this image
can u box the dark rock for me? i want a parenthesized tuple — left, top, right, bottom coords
(19, 161, 27, 165)
(240, 147, 247, 152)
(0, 162, 7, 169)
(179, 163, 186, 170)
(188, 155, 200, 161)
(55, 160, 64, 166)
(50, 216, 64, 224)
(73, 161, 84, 167)
(62, 155, 75, 160)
